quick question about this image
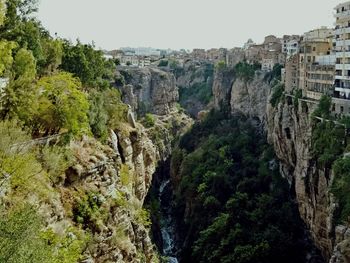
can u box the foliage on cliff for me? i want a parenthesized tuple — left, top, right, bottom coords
(0, 1, 138, 262)
(172, 110, 311, 263)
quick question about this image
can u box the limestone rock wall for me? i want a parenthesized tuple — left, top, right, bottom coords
(119, 67, 178, 116)
(266, 99, 334, 260)
(38, 124, 160, 263)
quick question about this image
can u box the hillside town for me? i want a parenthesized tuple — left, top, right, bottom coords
(105, 1, 350, 116)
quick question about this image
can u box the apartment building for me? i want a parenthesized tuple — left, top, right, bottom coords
(334, 1, 350, 99)
(305, 59, 335, 100)
(298, 31, 333, 95)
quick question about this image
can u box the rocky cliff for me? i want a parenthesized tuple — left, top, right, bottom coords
(211, 68, 349, 262)
(51, 125, 159, 263)
(230, 72, 270, 121)
(118, 67, 178, 116)
(266, 98, 335, 260)
(118, 66, 193, 159)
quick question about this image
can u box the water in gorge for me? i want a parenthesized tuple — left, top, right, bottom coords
(159, 179, 178, 263)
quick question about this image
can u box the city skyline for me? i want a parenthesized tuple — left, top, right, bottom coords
(38, 0, 340, 51)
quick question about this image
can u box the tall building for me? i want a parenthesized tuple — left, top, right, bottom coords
(334, 1, 350, 99)
(298, 29, 333, 95)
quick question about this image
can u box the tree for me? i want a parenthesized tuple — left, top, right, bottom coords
(0, 0, 39, 41)
(0, 205, 51, 263)
(313, 95, 332, 118)
(37, 38, 63, 76)
(0, 0, 6, 27)
(60, 40, 114, 89)
(1, 48, 37, 124)
(0, 40, 16, 76)
(34, 72, 90, 136)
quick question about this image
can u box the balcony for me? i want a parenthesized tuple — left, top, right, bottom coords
(336, 64, 350, 70)
(335, 27, 350, 35)
(336, 51, 350, 57)
(335, 39, 350, 47)
(335, 75, 350, 80)
(335, 85, 350, 91)
(335, 10, 350, 18)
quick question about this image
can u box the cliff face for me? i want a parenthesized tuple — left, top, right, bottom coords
(174, 61, 214, 117)
(230, 73, 270, 121)
(39, 125, 160, 263)
(212, 69, 347, 262)
(266, 99, 334, 259)
(118, 67, 178, 116)
(212, 68, 235, 109)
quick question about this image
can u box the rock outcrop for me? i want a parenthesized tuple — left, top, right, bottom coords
(211, 68, 343, 261)
(212, 67, 235, 109)
(118, 67, 178, 116)
(34, 124, 160, 263)
(230, 72, 270, 121)
(267, 98, 335, 260)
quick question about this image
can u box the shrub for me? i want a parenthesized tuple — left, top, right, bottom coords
(270, 83, 284, 107)
(0, 205, 52, 263)
(331, 157, 350, 224)
(313, 95, 332, 119)
(143, 113, 156, 128)
(158, 60, 168, 67)
(73, 192, 104, 228)
(235, 61, 259, 82)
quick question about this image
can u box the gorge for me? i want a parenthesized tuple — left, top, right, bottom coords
(1, 1, 350, 262)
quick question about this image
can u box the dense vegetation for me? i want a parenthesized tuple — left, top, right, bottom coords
(0, 1, 129, 262)
(311, 96, 350, 224)
(178, 63, 214, 111)
(171, 109, 313, 263)
(234, 61, 261, 82)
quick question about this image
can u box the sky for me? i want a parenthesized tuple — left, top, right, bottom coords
(37, 0, 341, 51)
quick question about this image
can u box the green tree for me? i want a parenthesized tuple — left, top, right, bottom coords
(60, 40, 114, 89)
(313, 95, 332, 118)
(0, 40, 16, 76)
(37, 38, 63, 75)
(1, 48, 37, 124)
(34, 72, 90, 136)
(0, 205, 51, 263)
(0, 0, 6, 27)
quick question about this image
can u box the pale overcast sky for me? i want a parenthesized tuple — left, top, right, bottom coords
(37, 0, 341, 50)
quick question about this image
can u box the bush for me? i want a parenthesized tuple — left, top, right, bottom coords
(331, 157, 350, 224)
(73, 192, 104, 229)
(293, 89, 302, 108)
(215, 61, 226, 72)
(313, 95, 332, 119)
(158, 60, 168, 67)
(143, 113, 156, 128)
(235, 61, 259, 82)
(311, 121, 345, 168)
(270, 83, 284, 107)
(0, 205, 52, 263)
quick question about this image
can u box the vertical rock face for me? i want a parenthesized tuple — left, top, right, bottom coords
(211, 69, 347, 261)
(175, 61, 212, 89)
(119, 67, 179, 116)
(37, 125, 160, 263)
(212, 68, 235, 109)
(230, 73, 270, 121)
(175, 61, 214, 117)
(266, 100, 334, 260)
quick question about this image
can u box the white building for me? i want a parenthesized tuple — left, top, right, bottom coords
(334, 1, 350, 99)
(286, 39, 299, 58)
